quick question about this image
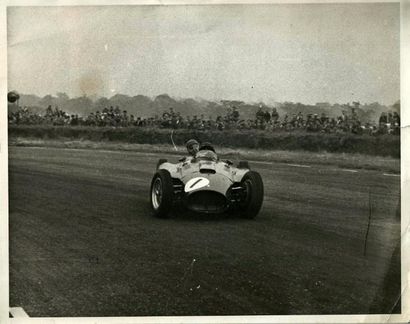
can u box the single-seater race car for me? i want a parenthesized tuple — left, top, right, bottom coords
(150, 148, 264, 219)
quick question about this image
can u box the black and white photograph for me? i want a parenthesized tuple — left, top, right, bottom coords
(2, 1, 409, 322)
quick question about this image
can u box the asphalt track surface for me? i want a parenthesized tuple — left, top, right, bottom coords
(9, 147, 401, 317)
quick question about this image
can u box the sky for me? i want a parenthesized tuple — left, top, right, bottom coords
(7, 3, 400, 105)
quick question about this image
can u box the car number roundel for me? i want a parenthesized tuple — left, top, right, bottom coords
(184, 177, 210, 192)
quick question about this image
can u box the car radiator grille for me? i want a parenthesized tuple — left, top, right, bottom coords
(186, 191, 227, 213)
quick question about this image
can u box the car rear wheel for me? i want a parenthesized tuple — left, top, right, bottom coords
(150, 169, 174, 218)
(240, 171, 264, 219)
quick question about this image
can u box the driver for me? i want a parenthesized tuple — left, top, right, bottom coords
(186, 139, 200, 157)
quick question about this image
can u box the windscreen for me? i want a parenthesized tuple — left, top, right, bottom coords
(195, 150, 218, 161)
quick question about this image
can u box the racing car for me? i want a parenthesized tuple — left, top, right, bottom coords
(150, 147, 264, 218)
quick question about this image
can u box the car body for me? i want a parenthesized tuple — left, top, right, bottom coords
(150, 149, 264, 218)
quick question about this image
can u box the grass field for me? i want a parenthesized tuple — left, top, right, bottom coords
(8, 125, 400, 158)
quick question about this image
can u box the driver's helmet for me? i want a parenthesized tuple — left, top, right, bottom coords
(186, 139, 200, 156)
(199, 142, 215, 153)
(186, 139, 199, 150)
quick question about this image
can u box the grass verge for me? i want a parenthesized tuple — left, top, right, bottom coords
(9, 137, 400, 174)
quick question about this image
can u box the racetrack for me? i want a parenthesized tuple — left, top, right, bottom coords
(9, 146, 401, 317)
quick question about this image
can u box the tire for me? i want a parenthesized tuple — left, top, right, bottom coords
(156, 159, 167, 170)
(238, 160, 250, 169)
(240, 171, 264, 219)
(150, 169, 174, 218)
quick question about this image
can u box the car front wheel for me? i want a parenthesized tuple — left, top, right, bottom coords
(240, 171, 264, 219)
(150, 169, 174, 218)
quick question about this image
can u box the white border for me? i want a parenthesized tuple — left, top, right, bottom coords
(400, 0, 410, 322)
(0, 0, 9, 324)
(1, 1, 408, 323)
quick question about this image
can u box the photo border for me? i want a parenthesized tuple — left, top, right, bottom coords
(1, 0, 408, 323)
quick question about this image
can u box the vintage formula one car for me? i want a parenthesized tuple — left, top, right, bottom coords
(150, 148, 264, 218)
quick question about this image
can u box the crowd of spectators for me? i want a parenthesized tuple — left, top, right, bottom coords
(8, 104, 400, 135)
